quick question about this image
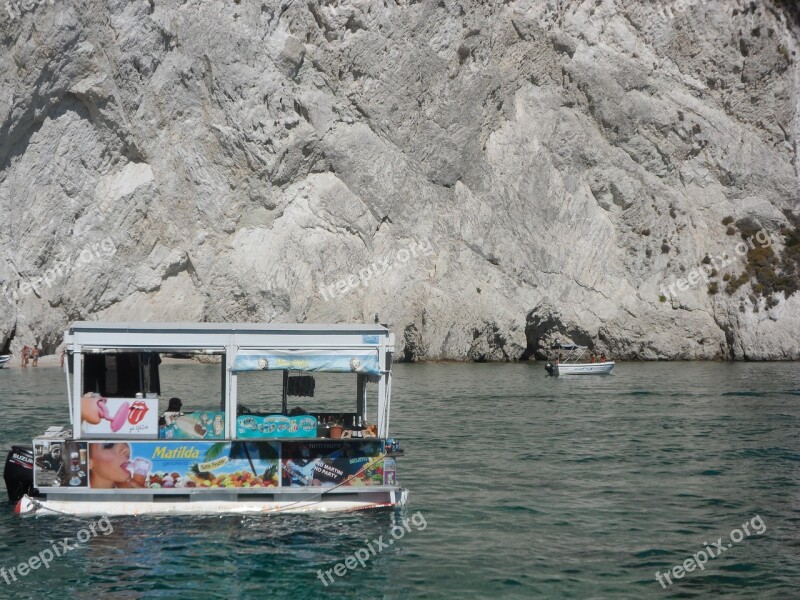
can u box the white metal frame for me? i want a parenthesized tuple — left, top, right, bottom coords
(64, 323, 394, 440)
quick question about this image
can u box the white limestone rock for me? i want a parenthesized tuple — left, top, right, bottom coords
(1, 0, 799, 361)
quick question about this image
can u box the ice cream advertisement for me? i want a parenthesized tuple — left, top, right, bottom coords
(281, 441, 385, 487)
(160, 411, 226, 440)
(81, 393, 158, 438)
(87, 441, 280, 489)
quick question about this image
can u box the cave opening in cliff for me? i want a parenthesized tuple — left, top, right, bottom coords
(1, 326, 14, 355)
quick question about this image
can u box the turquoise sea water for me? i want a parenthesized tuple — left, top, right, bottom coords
(0, 361, 799, 598)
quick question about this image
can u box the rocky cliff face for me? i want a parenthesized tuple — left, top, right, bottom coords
(1, 0, 799, 360)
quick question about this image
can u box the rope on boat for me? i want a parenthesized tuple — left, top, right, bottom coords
(24, 497, 99, 523)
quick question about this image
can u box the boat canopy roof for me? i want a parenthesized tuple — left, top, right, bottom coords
(65, 322, 392, 355)
(67, 321, 389, 335)
(232, 349, 381, 375)
(552, 343, 587, 350)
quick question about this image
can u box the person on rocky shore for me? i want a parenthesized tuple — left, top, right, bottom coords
(21, 345, 30, 367)
(31, 345, 39, 367)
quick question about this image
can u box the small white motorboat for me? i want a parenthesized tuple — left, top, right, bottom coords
(545, 344, 614, 376)
(0, 355, 10, 368)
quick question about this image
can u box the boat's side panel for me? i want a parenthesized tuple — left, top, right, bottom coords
(25, 436, 403, 515)
(555, 362, 615, 375)
(33, 438, 392, 492)
(16, 489, 408, 516)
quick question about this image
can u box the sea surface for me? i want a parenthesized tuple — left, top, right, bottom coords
(0, 361, 798, 599)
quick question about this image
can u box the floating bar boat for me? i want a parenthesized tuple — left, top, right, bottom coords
(4, 322, 407, 516)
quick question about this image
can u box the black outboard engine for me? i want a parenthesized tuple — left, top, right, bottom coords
(545, 363, 554, 376)
(4, 446, 34, 504)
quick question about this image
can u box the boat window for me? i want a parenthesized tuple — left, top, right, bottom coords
(154, 354, 226, 440)
(236, 371, 367, 426)
(82, 351, 225, 426)
(157, 356, 224, 414)
(83, 352, 161, 397)
(236, 370, 285, 414)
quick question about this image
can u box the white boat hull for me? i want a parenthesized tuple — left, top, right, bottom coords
(553, 361, 615, 375)
(0, 355, 10, 368)
(16, 489, 409, 516)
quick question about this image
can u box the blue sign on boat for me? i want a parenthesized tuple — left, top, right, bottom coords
(236, 414, 318, 439)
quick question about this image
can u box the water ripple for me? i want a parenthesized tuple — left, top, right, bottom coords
(0, 361, 799, 598)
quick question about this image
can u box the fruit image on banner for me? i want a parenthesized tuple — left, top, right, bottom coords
(87, 441, 279, 489)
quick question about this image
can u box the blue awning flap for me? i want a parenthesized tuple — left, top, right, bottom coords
(232, 349, 381, 375)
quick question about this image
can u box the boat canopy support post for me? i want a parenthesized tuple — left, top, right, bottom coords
(377, 347, 388, 438)
(71, 347, 82, 439)
(220, 351, 226, 412)
(384, 369, 392, 437)
(357, 374, 366, 422)
(376, 334, 395, 438)
(282, 371, 288, 415)
(64, 341, 73, 426)
(225, 344, 237, 439)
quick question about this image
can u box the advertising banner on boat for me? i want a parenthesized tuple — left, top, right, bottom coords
(160, 411, 226, 440)
(382, 457, 397, 486)
(80, 394, 159, 438)
(232, 349, 380, 375)
(87, 441, 279, 489)
(33, 440, 88, 488)
(281, 441, 385, 487)
(236, 414, 317, 439)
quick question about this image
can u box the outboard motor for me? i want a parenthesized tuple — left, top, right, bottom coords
(545, 363, 554, 376)
(4, 446, 34, 504)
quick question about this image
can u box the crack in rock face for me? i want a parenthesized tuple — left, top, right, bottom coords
(1, 0, 799, 360)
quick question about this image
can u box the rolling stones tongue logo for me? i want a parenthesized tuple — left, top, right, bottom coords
(128, 401, 149, 425)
